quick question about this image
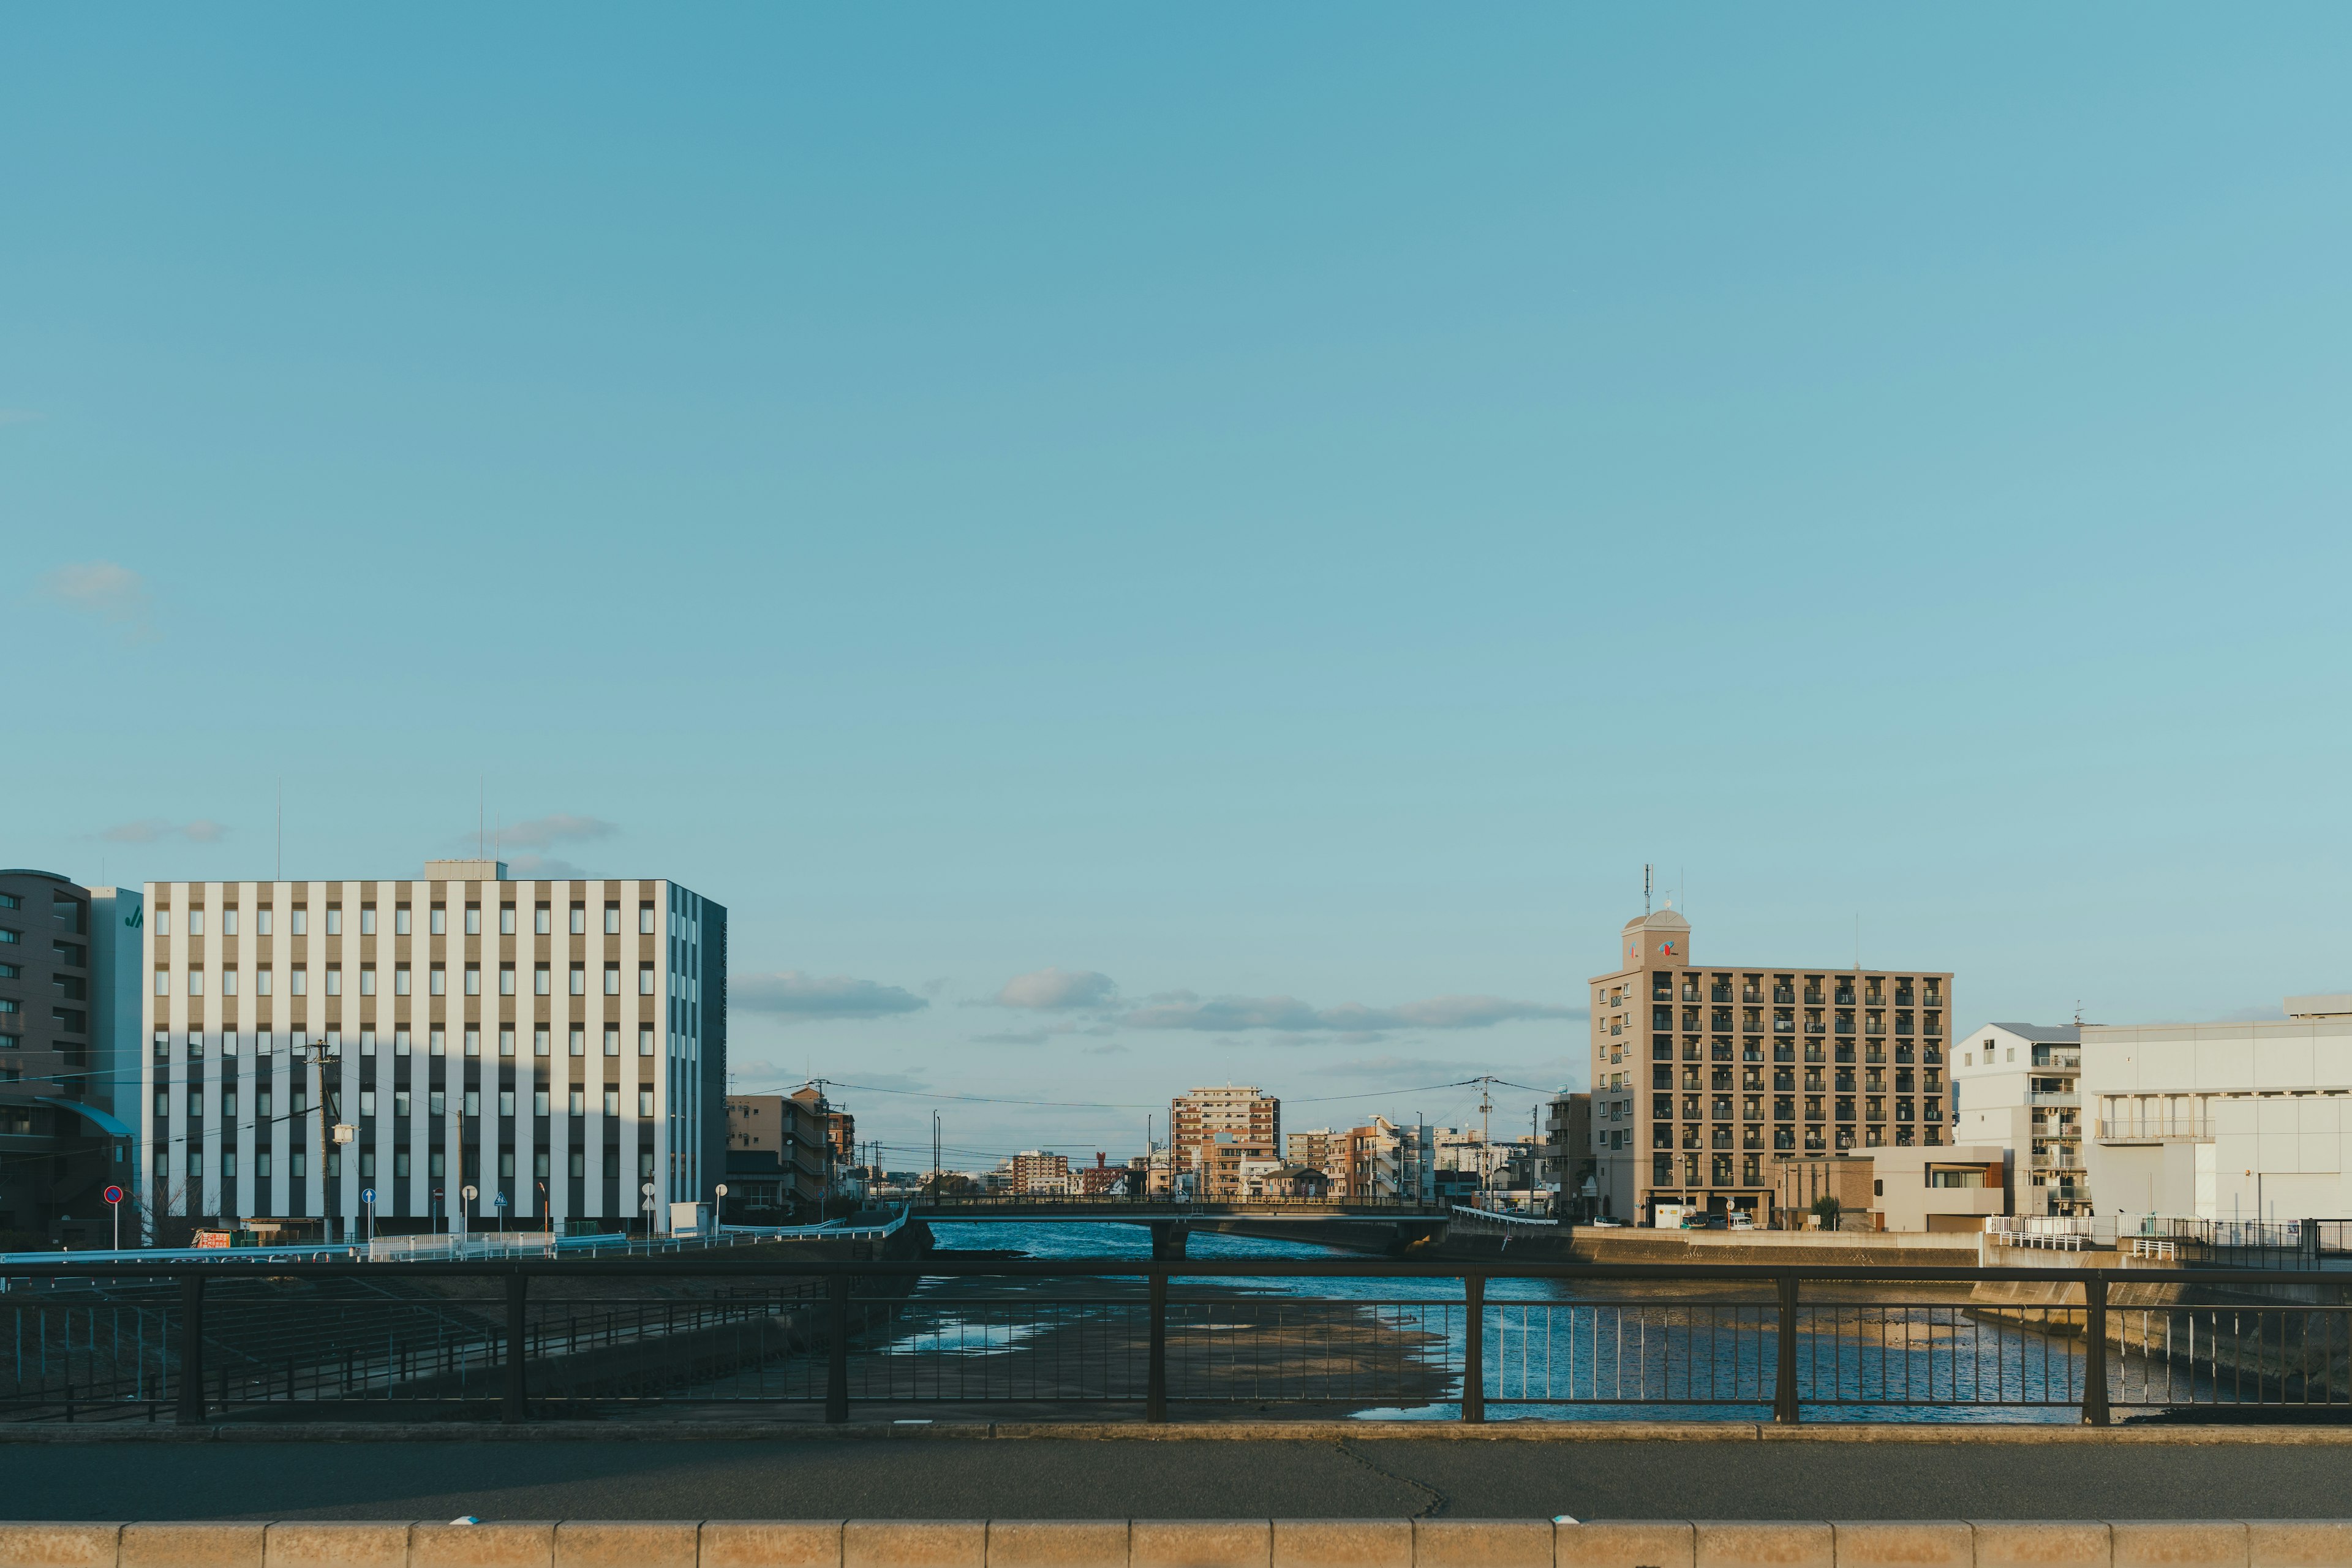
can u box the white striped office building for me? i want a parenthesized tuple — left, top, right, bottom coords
(138, 861, 725, 1235)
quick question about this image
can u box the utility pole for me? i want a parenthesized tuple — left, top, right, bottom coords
(1478, 1078, 1494, 1210)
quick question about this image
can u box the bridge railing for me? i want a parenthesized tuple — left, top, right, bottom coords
(4, 1254, 2346, 1428)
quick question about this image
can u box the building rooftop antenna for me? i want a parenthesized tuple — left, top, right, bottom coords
(1644, 864, 1653, 916)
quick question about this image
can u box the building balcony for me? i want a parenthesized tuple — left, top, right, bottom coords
(2027, 1091, 2079, 1108)
(2097, 1117, 2211, 1142)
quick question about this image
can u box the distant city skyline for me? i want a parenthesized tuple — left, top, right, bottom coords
(13, 9, 2352, 1163)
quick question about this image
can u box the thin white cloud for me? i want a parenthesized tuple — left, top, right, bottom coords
(973, 1028, 1057, 1046)
(100, 818, 227, 845)
(735, 970, 929, 1022)
(995, 968, 1118, 1011)
(1122, 993, 1580, 1034)
(0, 410, 40, 427)
(41, 560, 155, 642)
(497, 814, 617, 850)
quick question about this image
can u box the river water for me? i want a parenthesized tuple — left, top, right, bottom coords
(919, 1220, 2128, 1423)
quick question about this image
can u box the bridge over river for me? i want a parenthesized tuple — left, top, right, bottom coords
(904, 1197, 1460, 1256)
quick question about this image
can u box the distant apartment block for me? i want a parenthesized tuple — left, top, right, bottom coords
(139, 862, 724, 1236)
(1009, 1150, 1072, 1194)
(2084, 994, 2352, 1223)
(1170, 1085, 1280, 1199)
(723, 1092, 832, 1217)
(0, 870, 141, 1243)
(1591, 907, 1952, 1225)
(1953, 1023, 2086, 1215)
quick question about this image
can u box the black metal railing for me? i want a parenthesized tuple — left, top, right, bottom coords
(5, 1257, 2351, 1427)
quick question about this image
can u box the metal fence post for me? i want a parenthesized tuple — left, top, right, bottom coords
(502, 1272, 529, 1423)
(825, 1273, 851, 1423)
(1461, 1272, 1485, 1423)
(1147, 1271, 1169, 1423)
(1774, 1272, 1800, 1425)
(175, 1274, 205, 1427)
(2081, 1270, 2110, 1427)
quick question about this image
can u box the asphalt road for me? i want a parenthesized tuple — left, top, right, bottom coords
(1, 1438, 2345, 1521)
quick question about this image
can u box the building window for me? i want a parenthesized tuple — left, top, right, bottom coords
(569, 1090, 585, 1117)
(500, 1028, 514, 1057)
(570, 905, 586, 936)
(605, 905, 620, 935)
(465, 965, 481, 996)
(500, 966, 515, 996)
(499, 1150, 515, 1178)
(568, 965, 585, 996)
(430, 906, 446, 935)
(535, 965, 551, 997)
(256, 968, 272, 997)
(359, 907, 376, 936)
(535, 906, 551, 936)
(360, 1090, 377, 1116)
(500, 905, 516, 935)
(256, 1150, 271, 1179)
(640, 1151, 655, 1178)
(429, 966, 445, 996)
(535, 1151, 551, 1179)
(393, 1090, 410, 1116)
(256, 908, 272, 937)
(393, 966, 410, 996)
(394, 1152, 411, 1179)
(429, 1151, 445, 1179)
(638, 1028, 654, 1057)
(603, 965, 620, 996)
(639, 904, 655, 935)
(221, 909, 238, 937)
(639, 964, 655, 996)
(569, 1027, 585, 1057)
(603, 1090, 619, 1117)
(188, 910, 205, 937)
(154, 970, 170, 996)
(430, 1028, 445, 1057)
(291, 967, 307, 995)
(325, 967, 342, 997)
(394, 1030, 412, 1058)
(466, 1028, 480, 1057)
(394, 906, 411, 936)
(465, 905, 480, 935)
(500, 1091, 515, 1117)
(639, 1090, 654, 1117)
(326, 908, 342, 936)
(464, 1090, 480, 1116)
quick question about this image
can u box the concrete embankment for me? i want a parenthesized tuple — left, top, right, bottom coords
(1204, 1218, 1985, 1267)
(16, 1516, 2351, 1567)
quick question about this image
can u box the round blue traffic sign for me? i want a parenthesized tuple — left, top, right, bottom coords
(102, 1185, 124, 1205)
(361, 1187, 377, 1204)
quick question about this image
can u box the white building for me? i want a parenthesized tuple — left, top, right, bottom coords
(140, 862, 723, 1237)
(1951, 1023, 2086, 1216)
(2083, 994, 2352, 1224)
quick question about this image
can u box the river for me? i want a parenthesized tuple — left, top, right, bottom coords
(916, 1220, 2125, 1423)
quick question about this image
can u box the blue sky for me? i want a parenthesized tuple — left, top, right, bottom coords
(8, 9, 2352, 1168)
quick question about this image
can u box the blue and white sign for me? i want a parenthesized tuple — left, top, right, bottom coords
(360, 1187, 377, 1204)
(492, 1191, 509, 1208)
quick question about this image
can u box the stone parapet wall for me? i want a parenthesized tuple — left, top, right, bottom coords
(5, 1518, 2347, 1568)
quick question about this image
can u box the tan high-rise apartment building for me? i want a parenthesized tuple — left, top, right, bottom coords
(1170, 1085, 1280, 1198)
(1590, 907, 1951, 1224)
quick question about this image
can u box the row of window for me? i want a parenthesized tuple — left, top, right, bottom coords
(176, 1147, 661, 1180)
(154, 904, 664, 938)
(154, 1025, 665, 1058)
(158, 1086, 658, 1119)
(155, 963, 663, 997)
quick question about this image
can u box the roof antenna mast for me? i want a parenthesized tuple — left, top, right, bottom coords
(1644, 864, 1653, 916)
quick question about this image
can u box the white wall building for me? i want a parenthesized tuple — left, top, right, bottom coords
(2083, 995, 2352, 1224)
(140, 862, 723, 1237)
(1951, 1023, 2086, 1216)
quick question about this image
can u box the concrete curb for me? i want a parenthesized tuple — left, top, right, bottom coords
(1, 1421, 2350, 1445)
(1, 1521, 2345, 1568)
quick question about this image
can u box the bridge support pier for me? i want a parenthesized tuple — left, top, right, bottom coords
(1150, 1221, 1190, 1261)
